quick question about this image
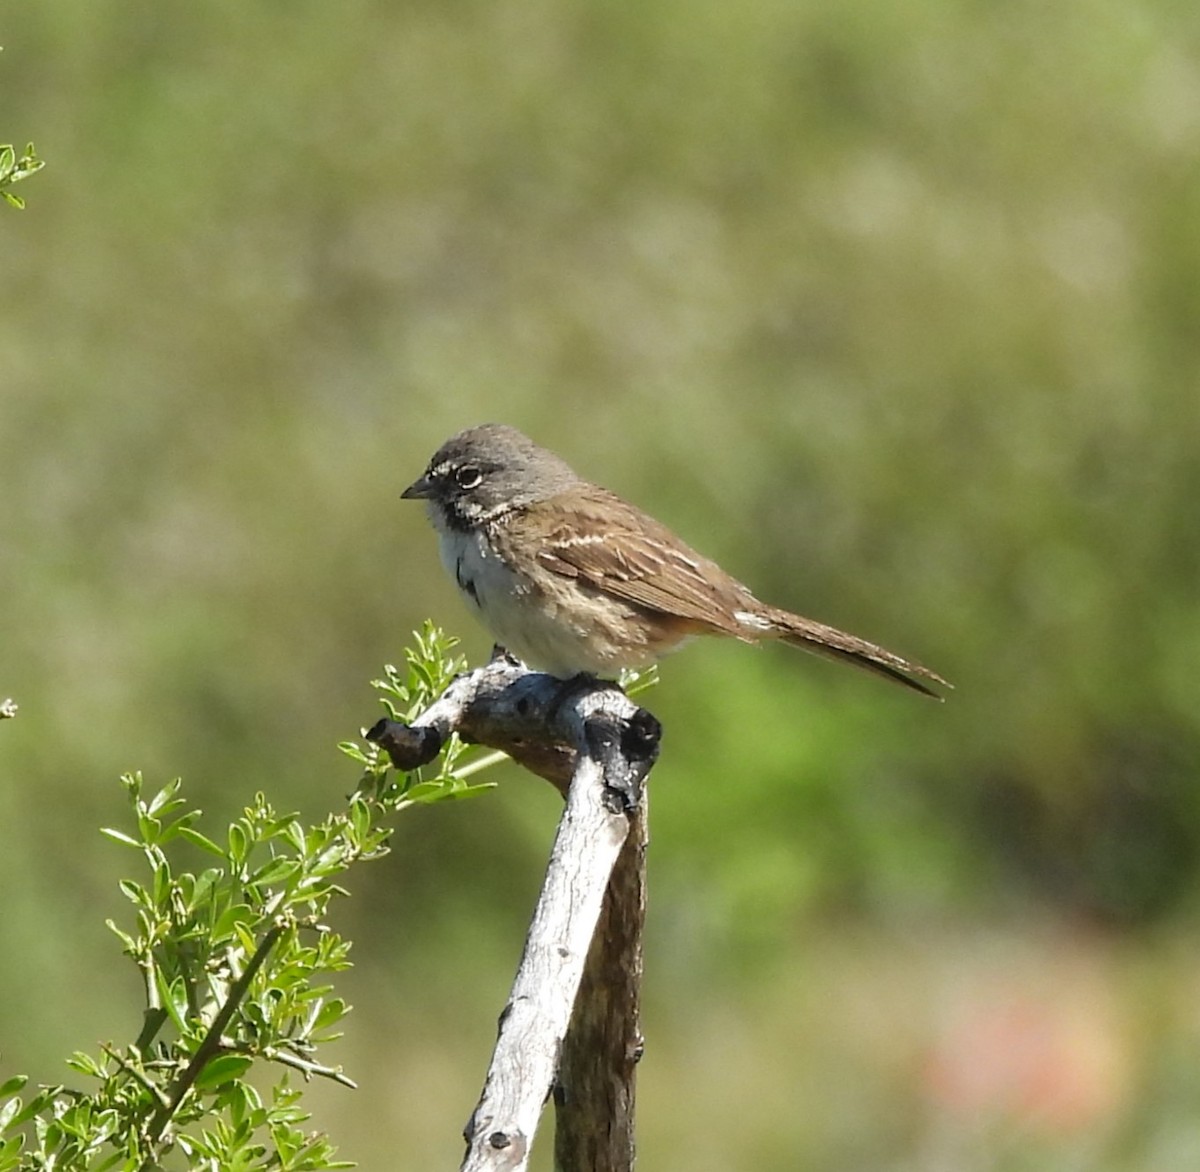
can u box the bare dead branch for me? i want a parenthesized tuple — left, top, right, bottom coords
(366, 658, 660, 1172)
(554, 801, 647, 1172)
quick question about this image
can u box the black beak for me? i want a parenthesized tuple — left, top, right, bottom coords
(401, 474, 435, 500)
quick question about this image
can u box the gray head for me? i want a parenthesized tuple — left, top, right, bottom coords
(402, 424, 581, 527)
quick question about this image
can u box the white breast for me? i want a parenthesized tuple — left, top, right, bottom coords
(427, 507, 642, 677)
(431, 516, 542, 656)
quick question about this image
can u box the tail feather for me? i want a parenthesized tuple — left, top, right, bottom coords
(762, 608, 950, 700)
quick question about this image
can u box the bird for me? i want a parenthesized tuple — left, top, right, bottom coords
(401, 424, 948, 698)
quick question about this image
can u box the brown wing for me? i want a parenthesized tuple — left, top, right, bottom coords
(513, 486, 753, 636)
(504, 486, 951, 698)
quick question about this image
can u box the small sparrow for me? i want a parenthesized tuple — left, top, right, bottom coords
(402, 424, 948, 698)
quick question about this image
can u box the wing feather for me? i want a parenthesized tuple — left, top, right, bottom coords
(501, 485, 949, 698)
(513, 487, 751, 636)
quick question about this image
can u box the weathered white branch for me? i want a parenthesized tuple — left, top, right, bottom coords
(368, 653, 662, 798)
(461, 697, 633, 1170)
(367, 658, 660, 1172)
(554, 802, 646, 1171)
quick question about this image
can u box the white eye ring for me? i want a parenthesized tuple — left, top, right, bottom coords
(455, 464, 483, 490)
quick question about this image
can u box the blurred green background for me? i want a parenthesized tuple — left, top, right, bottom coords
(5, 0, 1200, 1166)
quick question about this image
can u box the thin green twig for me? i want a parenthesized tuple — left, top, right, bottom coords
(144, 919, 288, 1156)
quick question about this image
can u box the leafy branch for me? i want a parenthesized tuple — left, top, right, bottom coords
(0, 143, 44, 209)
(0, 624, 499, 1171)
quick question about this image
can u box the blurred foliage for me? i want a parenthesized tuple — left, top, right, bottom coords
(4, 0, 1200, 1167)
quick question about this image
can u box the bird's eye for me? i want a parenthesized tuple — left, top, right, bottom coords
(455, 464, 483, 490)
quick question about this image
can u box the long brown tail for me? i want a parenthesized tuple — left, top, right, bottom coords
(764, 607, 950, 699)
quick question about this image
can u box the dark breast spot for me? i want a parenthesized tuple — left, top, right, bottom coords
(455, 557, 479, 603)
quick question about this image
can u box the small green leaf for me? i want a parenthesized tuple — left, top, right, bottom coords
(175, 825, 225, 857)
(311, 998, 348, 1033)
(146, 778, 183, 817)
(118, 878, 149, 908)
(338, 740, 370, 764)
(156, 971, 190, 1032)
(281, 820, 306, 854)
(64, 1052, 105, 1078)
(213, 902, 254, 940)
(349, 797, 371, 842)
(228, 822, 248, 864)
(251, 856, 299, 887)
(185, 867, 220, 911)
(105, 919, 137, 951)
(151, 858, 172, 905)
(233, 921, 258, 955)
(399, 780, 444, 802)
(0, 1093, 24, 1134)
(194, 1054, 253, 1091)
(157, 808, 201, 844)
(9, 1086, 60, 1129)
